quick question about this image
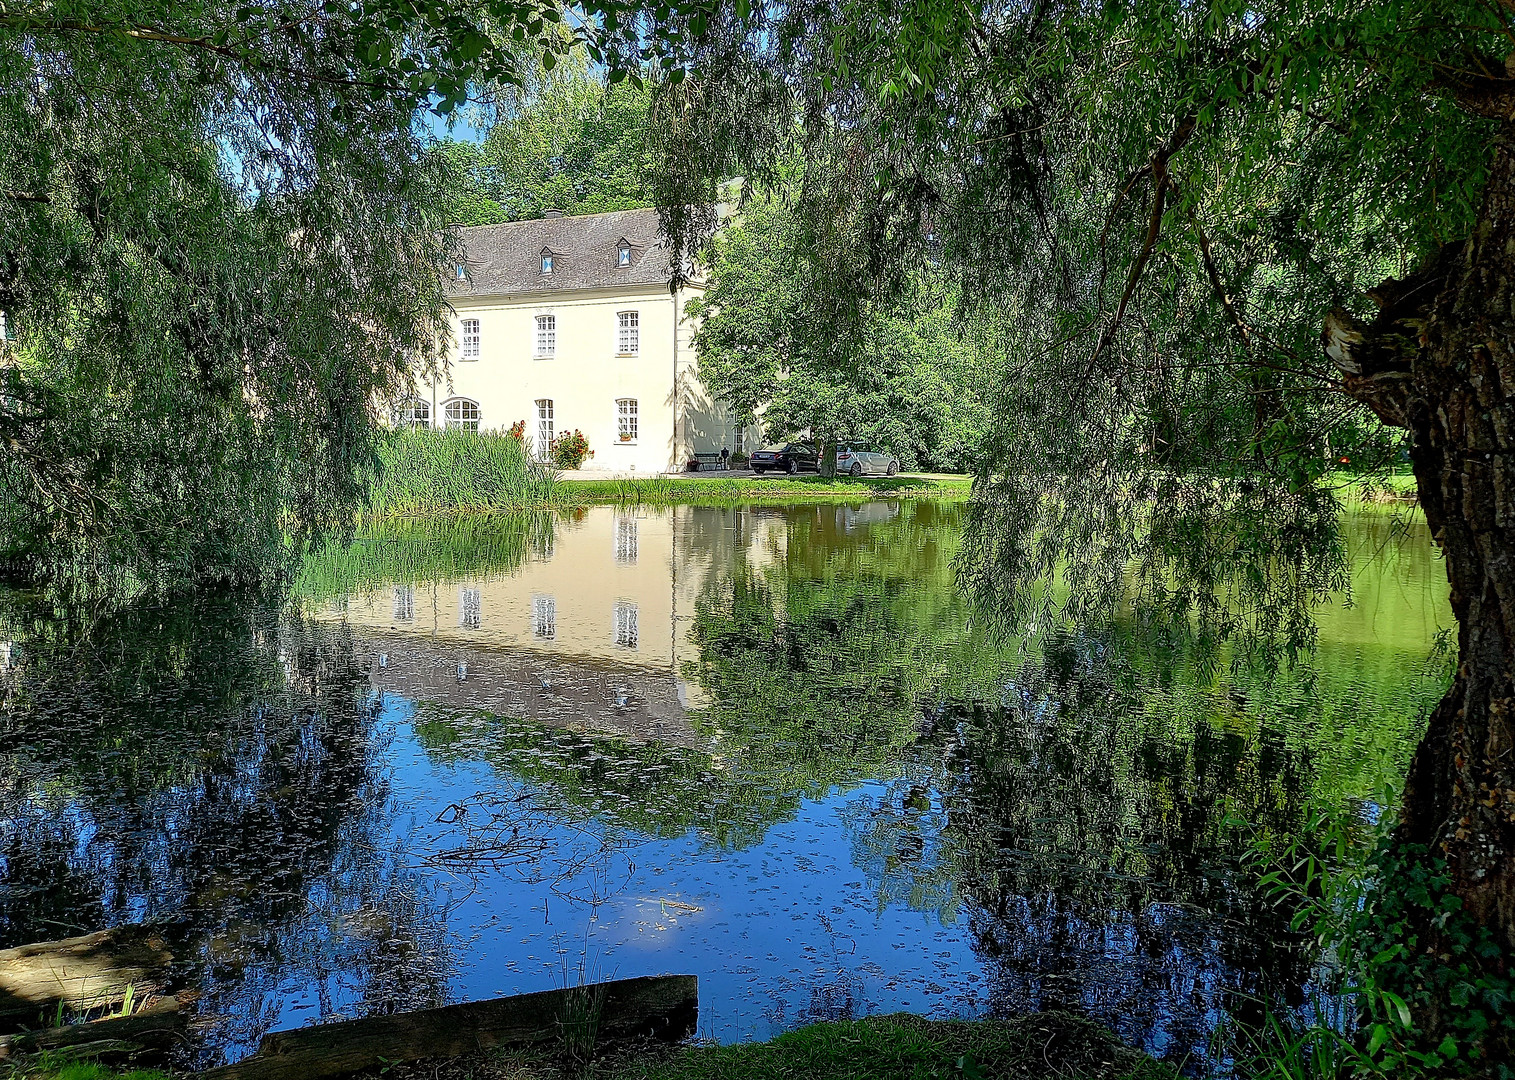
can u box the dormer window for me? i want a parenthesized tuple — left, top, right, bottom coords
(454, 263, 467, 281)
(617, 242, 632, 268)
(541, 248, 554, 275)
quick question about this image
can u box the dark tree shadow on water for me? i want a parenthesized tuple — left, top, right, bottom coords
(0, 590, 453, 1067)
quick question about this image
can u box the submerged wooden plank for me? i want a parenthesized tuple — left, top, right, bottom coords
(204, 974, 698, 1080)
(0, 997, 185, 1060)
(0, 928, 174, 1025)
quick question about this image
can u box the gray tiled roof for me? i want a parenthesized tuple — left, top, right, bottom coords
(449, 208, 678, 297)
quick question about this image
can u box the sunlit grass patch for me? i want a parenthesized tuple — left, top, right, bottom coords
(5, 1057, 170, 1080)
(562, 474, 972, 505)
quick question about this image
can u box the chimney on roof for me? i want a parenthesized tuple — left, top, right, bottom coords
(542, 208, 565, 218)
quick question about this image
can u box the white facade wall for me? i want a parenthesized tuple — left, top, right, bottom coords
(418, 281, 752, 473)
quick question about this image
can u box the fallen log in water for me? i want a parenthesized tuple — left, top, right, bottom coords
(0, 996, 186, 1061)
(203, 974, 698, 1080)
(0, 927, 174, 1027)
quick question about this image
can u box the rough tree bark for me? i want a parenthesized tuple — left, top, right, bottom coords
(1325, 117, 1515, 1062)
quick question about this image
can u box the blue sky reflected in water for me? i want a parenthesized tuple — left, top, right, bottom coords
(0, 501, 1449, 1072)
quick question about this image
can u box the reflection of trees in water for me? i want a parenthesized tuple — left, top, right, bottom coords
(838, 631, 1325, 1067)
(684, 508, 1424, 1068)
(292, 512, 555, 603)
(0, 592, 451, 1063)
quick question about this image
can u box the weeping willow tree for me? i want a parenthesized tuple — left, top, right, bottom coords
(625, 0, 1515, 1066)
(0, 0, 664, 589)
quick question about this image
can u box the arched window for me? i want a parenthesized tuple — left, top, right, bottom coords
(616, 398, 638, 443)
(536, 314, 556, 357)
(397, 398, 430, 429)
(444, 397, 480, 430)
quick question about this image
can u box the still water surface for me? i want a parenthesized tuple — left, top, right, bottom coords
(0, 502, 1448, 1071)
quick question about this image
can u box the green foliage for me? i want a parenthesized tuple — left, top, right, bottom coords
(5, 1058, 171, 1080)
(638, 0, 1502, 646)
(0, 1, 466, 589)
(440, 63, 656, 225)
(549, 428, 594, 470)
(365, 429, 559, 517)
(1244, 812, 1515, 1077)
(1351, 843, 1515, 1076)
(688, 193, 995, 472)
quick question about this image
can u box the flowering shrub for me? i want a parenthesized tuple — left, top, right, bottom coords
(550, 429, 593, 469)
(507, 420, 526, 441)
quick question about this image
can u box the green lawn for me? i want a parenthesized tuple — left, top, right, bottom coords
(560, 473, 972, 505)
(1333, 469, 1419, 504)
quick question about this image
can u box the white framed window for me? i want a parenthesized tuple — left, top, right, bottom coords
(535, 398, 554, 460)
(460, 318, 480, 360)
(532, 594, 556, 640)
(727, 408, 745, 453)
(541, 248, 554, 275)
(535, 314, 556, 358)
(617, 243, 631, 267)
(614, 601, 639, 650)
(614, 516, 638, 564)
(393, 586, 415, 623)
(459, 587, 481, 630)
(616, 311, 639, 355)
(444, 397, 480, 430)
(396, 398, 431, 429)
(455, 263, 467, 281)
(616, 398, 638, 443)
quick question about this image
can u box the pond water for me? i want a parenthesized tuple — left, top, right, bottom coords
(0, 501, 1449, 1073)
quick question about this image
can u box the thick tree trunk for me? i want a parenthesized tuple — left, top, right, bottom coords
(1326, 119, 1515, 1065)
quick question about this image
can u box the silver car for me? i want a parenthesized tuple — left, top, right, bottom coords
(836, 440, 900, 476)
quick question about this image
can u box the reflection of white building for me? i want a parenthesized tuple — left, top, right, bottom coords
(312, 506, 788, 740)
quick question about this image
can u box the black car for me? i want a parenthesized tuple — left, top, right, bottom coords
(749, 442, 820, 474)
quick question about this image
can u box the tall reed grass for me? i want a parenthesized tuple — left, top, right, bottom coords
(365, 429, 560, 517)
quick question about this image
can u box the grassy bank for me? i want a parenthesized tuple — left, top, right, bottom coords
(13, 1014, 1169, 1080)
(5, 1061, 168, 1080)
(562, 473, 972, 505)
(1335, 469, 1418, 505)
(615, 1013, 1174, 1080)
(364, 431, 971, 518)
(345, 1012, 1173, 1080)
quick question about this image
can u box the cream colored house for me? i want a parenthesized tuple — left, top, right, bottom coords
(405, 208, 752, 473)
